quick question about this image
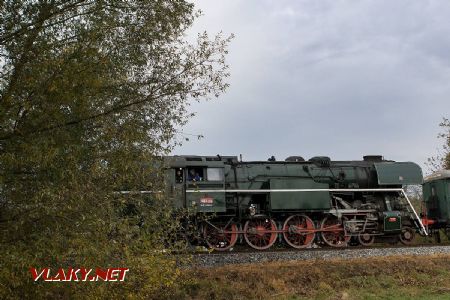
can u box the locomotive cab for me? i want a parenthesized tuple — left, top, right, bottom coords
(165, 155, 236, 213)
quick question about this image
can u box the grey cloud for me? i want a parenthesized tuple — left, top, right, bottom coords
(174, 0, 450, 172)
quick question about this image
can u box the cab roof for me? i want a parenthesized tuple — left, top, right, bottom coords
(165, 155, 238, 167)
(424, 170, 450, 183)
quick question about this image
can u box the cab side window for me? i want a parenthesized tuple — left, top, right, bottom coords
(187, 167, 204, 181)
(206, 168, 224, 181)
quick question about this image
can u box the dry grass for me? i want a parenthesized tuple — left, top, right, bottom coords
(163, 254, 450, 300)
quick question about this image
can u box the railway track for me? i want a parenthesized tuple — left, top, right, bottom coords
(191, 244, 450, 268)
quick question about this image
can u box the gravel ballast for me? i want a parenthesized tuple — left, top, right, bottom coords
(192, 245, 450, 268)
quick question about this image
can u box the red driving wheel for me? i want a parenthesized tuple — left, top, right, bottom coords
(243, 219, 278, 250)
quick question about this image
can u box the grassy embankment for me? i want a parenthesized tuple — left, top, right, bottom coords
(168, 254, 450, 300)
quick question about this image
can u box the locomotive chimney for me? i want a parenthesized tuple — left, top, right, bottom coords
(363, 155, 383, 162)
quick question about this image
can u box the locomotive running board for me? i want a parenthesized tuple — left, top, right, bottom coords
(185, 188, 428, 236)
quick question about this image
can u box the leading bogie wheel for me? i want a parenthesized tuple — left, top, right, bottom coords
(358, 232, 375, 246)
(399, 226, 415, 245)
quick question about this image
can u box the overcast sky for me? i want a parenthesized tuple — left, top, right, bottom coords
(173, 0, 450, 173)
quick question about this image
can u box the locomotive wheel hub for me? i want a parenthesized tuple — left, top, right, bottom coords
(361, 233, 371, 240)
(255, 226, 267, 237)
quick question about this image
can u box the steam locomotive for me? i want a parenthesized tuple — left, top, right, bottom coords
(165, 154, 428, 251)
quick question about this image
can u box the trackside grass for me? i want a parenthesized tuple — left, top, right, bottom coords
(162, 254, 450, 300)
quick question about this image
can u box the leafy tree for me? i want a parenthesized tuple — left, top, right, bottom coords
(0, 1, 231, 298)
(427, 118, 450, 172)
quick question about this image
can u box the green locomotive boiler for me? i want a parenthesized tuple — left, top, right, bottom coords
(165, 155, 425, 250)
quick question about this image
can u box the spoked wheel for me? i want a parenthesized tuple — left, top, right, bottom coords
(244, 219, 278, 250)
(399, 226, 415, 245)
(203, 222, 238, 251)
(320, 216, 350, 247)
(282, 215, 315, 249)
(358, 232, 375, 246)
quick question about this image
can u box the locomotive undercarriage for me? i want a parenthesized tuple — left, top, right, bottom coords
(198, 194, 417, 251)
(199, 211, 415, 251)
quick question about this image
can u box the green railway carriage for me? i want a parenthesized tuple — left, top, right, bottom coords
(423, 170, 450, 234)
(165, 155, 425, 250)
